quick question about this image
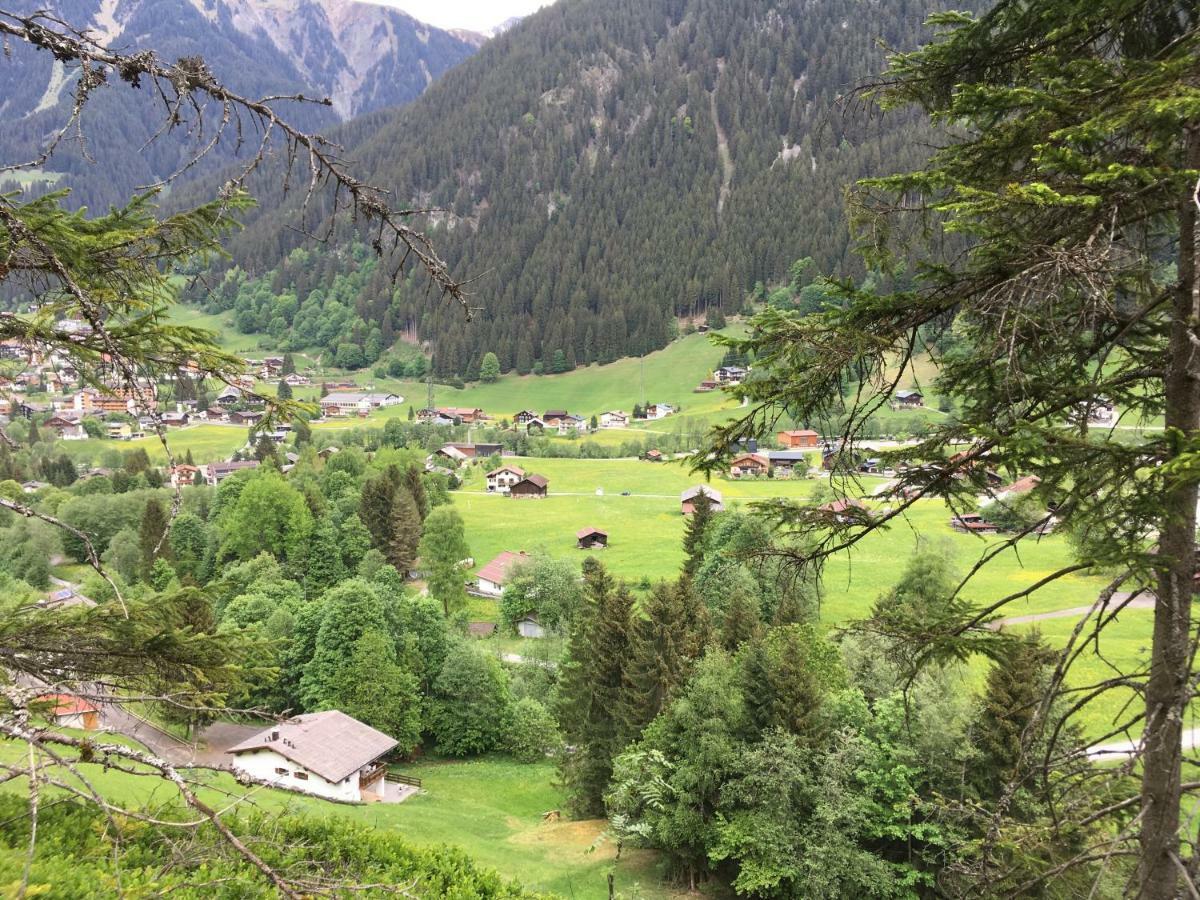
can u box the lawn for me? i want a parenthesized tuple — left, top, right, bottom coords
(0, 737, 677, 900)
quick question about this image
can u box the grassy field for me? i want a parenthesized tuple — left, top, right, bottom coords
(57, 423, 254, 466)
(363, 329, 741, 420)
(0, 738, 676, 900)
(452, 457, 1113, 620)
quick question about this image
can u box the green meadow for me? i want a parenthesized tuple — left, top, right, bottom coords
(0, 737, 673, 900)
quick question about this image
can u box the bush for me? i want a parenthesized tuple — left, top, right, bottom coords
(503, 697, 560, 762)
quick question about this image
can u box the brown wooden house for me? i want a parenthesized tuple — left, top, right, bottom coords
(510, 474, 549, 499)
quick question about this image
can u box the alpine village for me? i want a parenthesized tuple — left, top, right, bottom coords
(0, 0, 1197, 898)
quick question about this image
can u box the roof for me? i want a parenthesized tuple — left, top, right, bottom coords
(820, 498, 867, 514)
(730, 453, 769, 467)
(227, 710, 398, 784)
(516, 474, 549, 488)
(36, 693, 98, 716)
(576, 526, 608, 539)
(779, 429, 819, 438)
(477, 550, 530, 584)
(543, 409, 569, 418)
(467, 622, 498, 637)
(681, 485, 723, 502)
(767, 450, 810, 462)
(1001, 475, 1041, 495)
(487, 464, 525, 477)
(895, 389, 923, 399)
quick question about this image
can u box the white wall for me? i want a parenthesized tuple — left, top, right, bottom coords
(231, 749, 361, 803)
(477, 577, 504, 597)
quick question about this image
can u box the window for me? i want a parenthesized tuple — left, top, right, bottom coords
(294, 771, 309, 781)
(274, 767, 290, 777)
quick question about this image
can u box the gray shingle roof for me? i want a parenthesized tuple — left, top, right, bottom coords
(227, 710, 398, 783)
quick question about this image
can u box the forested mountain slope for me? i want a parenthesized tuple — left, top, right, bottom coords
(211, 0, 961, 377)
(0, 0, 476, 208)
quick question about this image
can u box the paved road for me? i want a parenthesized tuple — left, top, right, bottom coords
(1088, 727, 1200, 760)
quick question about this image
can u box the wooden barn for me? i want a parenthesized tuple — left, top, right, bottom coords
(576, 527, 609, 549)
(509, 474, 549, 499)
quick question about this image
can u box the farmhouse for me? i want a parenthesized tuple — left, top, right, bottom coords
(729, 453, 769, 478)
(437, 407, 486, 424)
(475, 550, 530, 596)
(203, 460, 260, 486)
(170, 464, 203, 487)
(542, 409, 570, 425)
(576, 527, 609, 549)
(951, 513, 999, 534)
(1085, 398, 1116, 425)
(765, 450, 810, 476)
(599, 411, 629, 428)
(35, 693, 100, 731)
(513, 410, 539, 425)
(443, 442, 503, 460)
(893, 389, 924, 409)
(523, 416, 549, 432)
(714, 365, 748, 383)
(820, 497, 868, 522)
(644, 403, 674, 420)
(510, 474, 549, 499)
(996, 474, 1041, 499)
(216, 385, 244, 407)
(230, 410, 265, 426)
(45, 413, 87, 440)
(161, 411, 190, 427)
(777, 429, 821, 450)
(106, 422, 132, 440)
(681, 485, 724, 515)
(319, 392, 401, 417)
(416, 408, 456, 426)
(227, 710, 398, 804)
(644, 449, 664, 462)
(486, 464, 525, 494)
(433, 445, 470, 467)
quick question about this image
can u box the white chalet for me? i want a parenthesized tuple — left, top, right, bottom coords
(486, 464, 526, 494)
(599, 410, 629, 429)
(227, 710, 397, 803)
(644, 403, 675, 420)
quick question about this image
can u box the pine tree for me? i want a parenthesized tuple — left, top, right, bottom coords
(359, 467, 399, 549)
(387, 488, 421, 574)
(403, 464, 428, 520)
(721, 591, 762, 651)
(253, 432, 278, 465)
(138, 498, 170, 581)
(973, 631, 1056, 800)
(184, 448, 195, 466)
(619, 579, 691, 740)
(281, 353, 296, 376)
(277, 379, 292, 400)
(556, 558, 634, 816)
(682, 490, 714, 577)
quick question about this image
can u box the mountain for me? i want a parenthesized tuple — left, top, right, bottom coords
(199, 0, 959, 377)
(0, 0, 476, 208)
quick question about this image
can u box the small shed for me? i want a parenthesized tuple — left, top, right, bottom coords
(467, 622, 498, 639)
(516, 615, 546, 639)
(510, 474, 549, 499)
(576, 527, 609, 550)
(681, 485, 724, 515)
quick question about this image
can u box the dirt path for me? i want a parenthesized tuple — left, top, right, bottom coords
(709, 67, 733, 218)
(991, 592, 1156, 628)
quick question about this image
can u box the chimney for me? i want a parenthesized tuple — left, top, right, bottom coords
(269, 730, 279, 742)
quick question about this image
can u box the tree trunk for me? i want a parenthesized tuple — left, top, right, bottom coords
(1139, 126, 1200, 898)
